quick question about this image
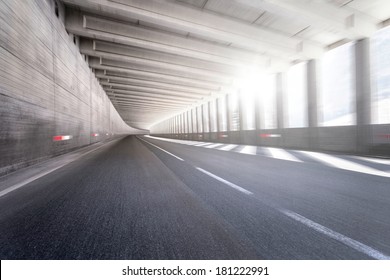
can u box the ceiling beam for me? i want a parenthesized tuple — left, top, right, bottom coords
(62, 0, 322, 58)
(94, 69, 221, 91)
(90, 39, 238, 75)
(105, 89, 202, 102)
(234, 0, 378, 40)
(96, 73, 214, 95)
(107, 92, 194, 104)
(88, 58, 230, 90)
(94, 57, 233, 85)
(101, 82, 210, 99)
(80, 40, 239, 81)
(64, 8, 290, 71)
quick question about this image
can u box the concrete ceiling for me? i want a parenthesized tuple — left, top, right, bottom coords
(61, 0, 390, 130)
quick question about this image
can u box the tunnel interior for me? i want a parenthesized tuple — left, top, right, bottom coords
(1, 0, 389, 177)
(0, 0, 390, 262)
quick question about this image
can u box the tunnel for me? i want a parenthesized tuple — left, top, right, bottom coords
(0, 0, 389, 261)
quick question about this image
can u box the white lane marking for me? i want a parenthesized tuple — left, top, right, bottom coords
(0, 139, 119, 198)
(196, 167, 253, 195)
(137, 137, 184, 161)
(281, 209, 390, 260)
(266, 147, 303, 162)
(299, 151, 390, 178)
(194, 142, 211, 147)
(351, 156, 390, 166)
(183, 141, 198, 145)
(205, 143, 224, 149)
(239, 145, 257, 155)
(218, 144, 238, 151)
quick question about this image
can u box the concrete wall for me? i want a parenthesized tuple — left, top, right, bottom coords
(0, 0, 139, 176)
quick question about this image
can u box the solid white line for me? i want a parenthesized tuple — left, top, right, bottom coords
(299, 151, 390, 178)
(266, 147, 303, 162)
(0, 164, 68, 198)
(196, 167, 253, 195)
(0, 139, 119, 198)
(281, 209, 390, 260)
(239, 145, 257, 155)
(218, 144, 238, 151)
(138, 137, 184, 161)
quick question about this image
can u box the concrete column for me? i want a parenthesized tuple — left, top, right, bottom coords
(196, 107, 200, 134)
(216, 98, 220, 133)
(238, 92, 243, 132)
(179, 113, 183, 136)
(276, 72, 285, 129)
(254, 90, 261, 131)
(200, 105, 204, 135)
(307, 59, 319, 149)
(208, 101, 212, 135)
(355, 39, 372, 153)
(186, 111, 192, 134)
(226, 94, 231, 132)
(307, 60, 318, 128)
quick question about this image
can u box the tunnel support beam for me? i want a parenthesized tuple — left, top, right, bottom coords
(355, 38, 372, 154)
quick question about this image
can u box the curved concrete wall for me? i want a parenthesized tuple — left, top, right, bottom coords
(0, 0, 140, 176)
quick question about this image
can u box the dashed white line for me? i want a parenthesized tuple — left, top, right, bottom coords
(281, 209, 390, 260)
(194, 165, 389, 259)
(205, 143, 224, 149)
(193, 142, 210, 147)
(239, 145, 257, 155)
(218, 144, 238, 151)
(266, 147, 303, 162)
(299, 151, 390, 177)
(138, 137, 184, 161)
(196, 167, 253, 195)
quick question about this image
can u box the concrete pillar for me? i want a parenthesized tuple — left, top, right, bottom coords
(307, 60, 318, 128)
(187, 111, 190, 134)
(276, 72, 285, 130)
(208, 101, 212, 135)
(355, 38, 372, 153)
(179, 113, 183, 136)
(254, 90, 261, 131)
(216, 98, 220, 133)
(307, 59, 319, 149)
(238, 92, 243, 132)
(226, 94, 231, 132)
(201, 105, 204, 135)
(196, 107, 200, 134)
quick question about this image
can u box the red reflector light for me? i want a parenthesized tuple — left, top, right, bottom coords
(53, 135, 72, 141)
(260, 133, 281, 138)
(378, 134, 390, 139)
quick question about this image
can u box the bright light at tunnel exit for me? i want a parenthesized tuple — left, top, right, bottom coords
(233, 67, 272, 110)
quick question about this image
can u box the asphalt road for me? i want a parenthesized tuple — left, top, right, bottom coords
(0, 135, 389, 259)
